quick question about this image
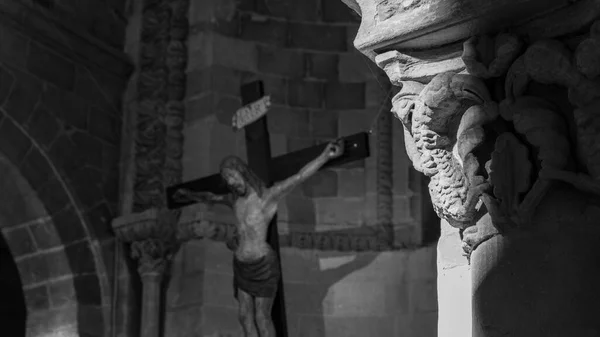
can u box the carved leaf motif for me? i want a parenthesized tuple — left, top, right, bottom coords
(488, 133, 532, 221)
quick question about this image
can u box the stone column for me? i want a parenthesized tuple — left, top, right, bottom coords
(437, 221, 471, 337)
(112, 208, 178, 337)
(131, 239, 169, 337)
(339, 0, 600, 336)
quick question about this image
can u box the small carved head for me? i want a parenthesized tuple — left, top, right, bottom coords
(219, 156, 266, 197)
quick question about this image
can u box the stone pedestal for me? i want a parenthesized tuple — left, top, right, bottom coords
(340, 0, 600, 336)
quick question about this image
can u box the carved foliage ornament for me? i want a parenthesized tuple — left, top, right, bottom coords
(390, 21, 600, 255)
(134, 0, 188, 212)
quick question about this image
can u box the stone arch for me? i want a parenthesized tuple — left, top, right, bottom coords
(0, 115, 111, 337)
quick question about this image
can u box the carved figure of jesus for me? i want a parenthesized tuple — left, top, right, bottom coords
(174, 140, 344, 337)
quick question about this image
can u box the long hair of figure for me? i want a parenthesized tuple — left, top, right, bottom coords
(219, 155, 266, 197)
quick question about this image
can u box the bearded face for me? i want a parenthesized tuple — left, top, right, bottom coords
(221, 168, 248, 197)
(391, 73, 497, 228)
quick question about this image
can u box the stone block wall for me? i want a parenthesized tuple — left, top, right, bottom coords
(166, 0, 438, 336)
(0, 1, 130, 336)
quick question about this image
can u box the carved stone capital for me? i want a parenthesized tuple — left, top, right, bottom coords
(112, 208, 179, 276)
(343, 0, 600, 259)
(131, 238, 171, 277)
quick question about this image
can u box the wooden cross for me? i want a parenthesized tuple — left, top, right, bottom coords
(166, 81, 370, 336)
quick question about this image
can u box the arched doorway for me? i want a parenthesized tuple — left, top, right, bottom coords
(0, 145, 109, 337)
(0, 233, 26, 337)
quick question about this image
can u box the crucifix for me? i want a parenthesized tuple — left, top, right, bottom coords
(166, 81, 370, 336)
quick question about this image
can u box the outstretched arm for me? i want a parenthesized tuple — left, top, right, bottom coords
(173, 189, 233, 208)
(265, 139, 344, 204)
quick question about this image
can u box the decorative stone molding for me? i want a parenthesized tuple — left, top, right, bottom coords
(133, 0, 188, 213)
(112, 208, 179, 273)
(174, 205, 418, 251)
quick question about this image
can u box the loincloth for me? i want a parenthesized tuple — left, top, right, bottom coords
(233, 249, 280, 299)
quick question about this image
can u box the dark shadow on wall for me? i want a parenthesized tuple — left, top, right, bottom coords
(288, 250, 378, 336)
(279, 224, 391, 337)
(0, 234, 27, 337)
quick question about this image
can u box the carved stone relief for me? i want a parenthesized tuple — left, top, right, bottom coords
(120, 0, 190, 264)
(385, 20, 600, 257)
